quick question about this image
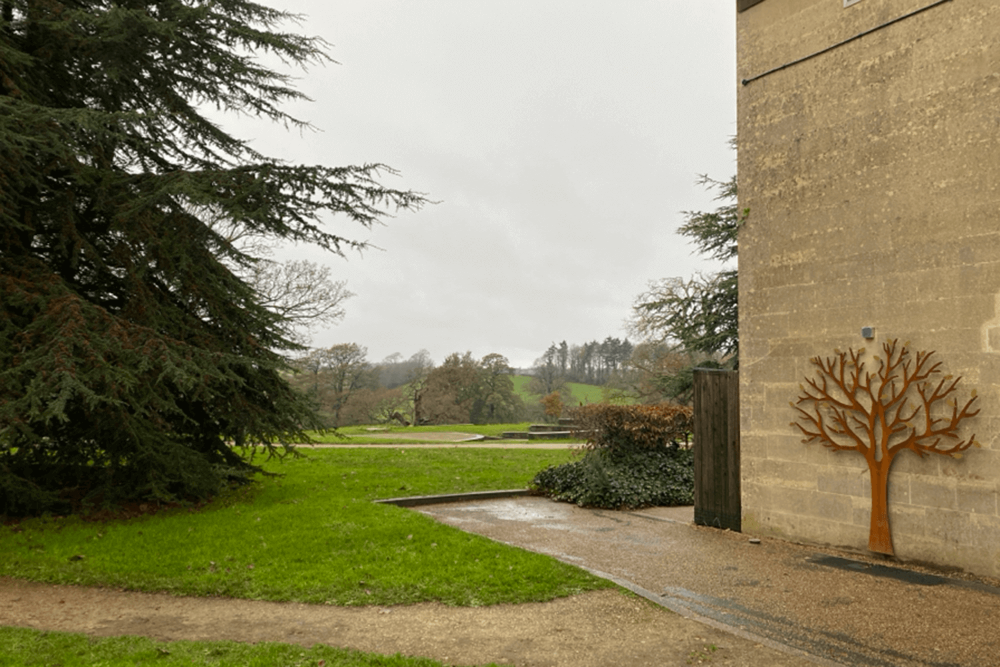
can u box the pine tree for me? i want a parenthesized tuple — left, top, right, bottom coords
(0, 0, 424, 515)
(631, 175, 743, 367)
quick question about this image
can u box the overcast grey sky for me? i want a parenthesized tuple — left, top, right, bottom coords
(244, 1, 737, 369)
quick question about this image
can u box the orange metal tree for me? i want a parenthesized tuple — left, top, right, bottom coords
(792, 340, 980, 555)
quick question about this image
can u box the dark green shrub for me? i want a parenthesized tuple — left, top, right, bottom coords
(532, 446, 693, 509)
(532, 402, 695, 509)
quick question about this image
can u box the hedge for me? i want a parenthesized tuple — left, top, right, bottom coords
(531, 402, 694, 510)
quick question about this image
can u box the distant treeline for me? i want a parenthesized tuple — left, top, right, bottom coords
(288, 336, 660, 429)
(529, 338, 634, 390)
(289, 347, 529, 428)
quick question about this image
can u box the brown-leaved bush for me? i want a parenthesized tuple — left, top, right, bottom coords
(569, 403, 693, 452)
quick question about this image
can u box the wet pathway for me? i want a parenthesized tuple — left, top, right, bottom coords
(419, 497, 1000, 667)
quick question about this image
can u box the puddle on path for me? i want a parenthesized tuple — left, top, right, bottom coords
(431, 498, 571, 523)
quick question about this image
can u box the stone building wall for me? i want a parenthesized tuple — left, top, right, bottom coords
(737, 0, 1000, 577)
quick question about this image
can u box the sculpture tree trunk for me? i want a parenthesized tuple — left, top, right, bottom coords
(794, 341, 980, 559)
(867, 457, 894, 555)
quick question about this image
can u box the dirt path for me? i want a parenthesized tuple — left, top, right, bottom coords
(334, 431, 487, 442)
(300, 432, 578, 449)
(0, 577, 815, 666)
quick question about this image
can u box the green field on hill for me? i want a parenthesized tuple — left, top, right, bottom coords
(510, 376, 633, 406)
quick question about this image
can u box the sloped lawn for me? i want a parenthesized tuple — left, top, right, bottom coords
(0, 448, 610, 607)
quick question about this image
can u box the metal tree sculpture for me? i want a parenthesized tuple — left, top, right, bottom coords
(792, 340, 980, 555)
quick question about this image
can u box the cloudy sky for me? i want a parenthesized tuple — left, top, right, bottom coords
(243, 1, 737, 369)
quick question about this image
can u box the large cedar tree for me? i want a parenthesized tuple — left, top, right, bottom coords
(0, 0, 424, 514)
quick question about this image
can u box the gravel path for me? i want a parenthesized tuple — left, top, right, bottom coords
(0, 577, 814, 666)
(419, 497, 1000, 667)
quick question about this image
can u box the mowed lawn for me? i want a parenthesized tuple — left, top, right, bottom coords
(0, 448, 610, 607)
(0, 627, 456, 667)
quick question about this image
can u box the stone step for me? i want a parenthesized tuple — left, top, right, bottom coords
(528, 424, 571, 432)
(528, 430, 573, 440)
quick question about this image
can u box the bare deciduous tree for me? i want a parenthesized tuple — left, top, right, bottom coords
(292, 344, 374, 427)
(208, 217, 354, 345)
(249, 259, 354, 343)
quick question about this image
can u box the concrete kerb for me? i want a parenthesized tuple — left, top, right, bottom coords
(375, 489, 533, 508)
(574, 565, 845, 667)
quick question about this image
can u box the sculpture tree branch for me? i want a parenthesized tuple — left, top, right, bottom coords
(792, 340, 979, 555)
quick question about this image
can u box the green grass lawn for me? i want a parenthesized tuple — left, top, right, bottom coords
(0, 627, 457, 667)
(0, 448, 609, 607)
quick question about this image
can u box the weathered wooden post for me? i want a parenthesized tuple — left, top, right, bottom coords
(693, 368, 741, 531)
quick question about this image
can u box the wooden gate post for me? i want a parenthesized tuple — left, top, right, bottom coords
(693, 369, 741, 531)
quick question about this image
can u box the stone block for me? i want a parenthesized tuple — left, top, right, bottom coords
(750, 483, 796, 515)
(815, 492, 854, 524)
(741, 481, 764, 508)
(817, 467, 867, 498)
(743, 312, 791, 338)
(749, 356, 797, 384)
(739, 433, 769, 459)
(923, 507, 976, 546)
(745, 509, 790, 540)
(910, 477, 958, 510)
(968, 514, 1000, 551)
(953, 544, 1000, 580)
(765, 435, 819, 464)
(783, 510, 865, 551)
(760, 484, 853, 525)
(950, 448, 1000, 482)
(756, 458, 818, 489)
(894, 535, 958, 567)
(886, 473, 910, 506)
(886, 506, 927, 540)
(891, 453, 938, 477)
(761, 402, 804, 435)
(955, 483, 998, 516)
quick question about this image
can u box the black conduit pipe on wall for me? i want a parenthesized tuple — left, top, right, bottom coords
(741, 0, 954, 86)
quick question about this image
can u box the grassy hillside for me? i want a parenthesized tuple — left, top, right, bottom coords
(511, 374, 534, 400)
(511, 375, 633, 406)
(565, 381, 610, 405)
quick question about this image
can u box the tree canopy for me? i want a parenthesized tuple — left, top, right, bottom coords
(631, 175, 742, 369)
(413, 352, 523, 425)
(0, 0, 424, 515)
(530, 337, 634, 391)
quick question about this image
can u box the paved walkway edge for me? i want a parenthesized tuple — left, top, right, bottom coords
(376, 489, 531, 507)
(412, 497, 842, 666)
(588, 568, 844, 667)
